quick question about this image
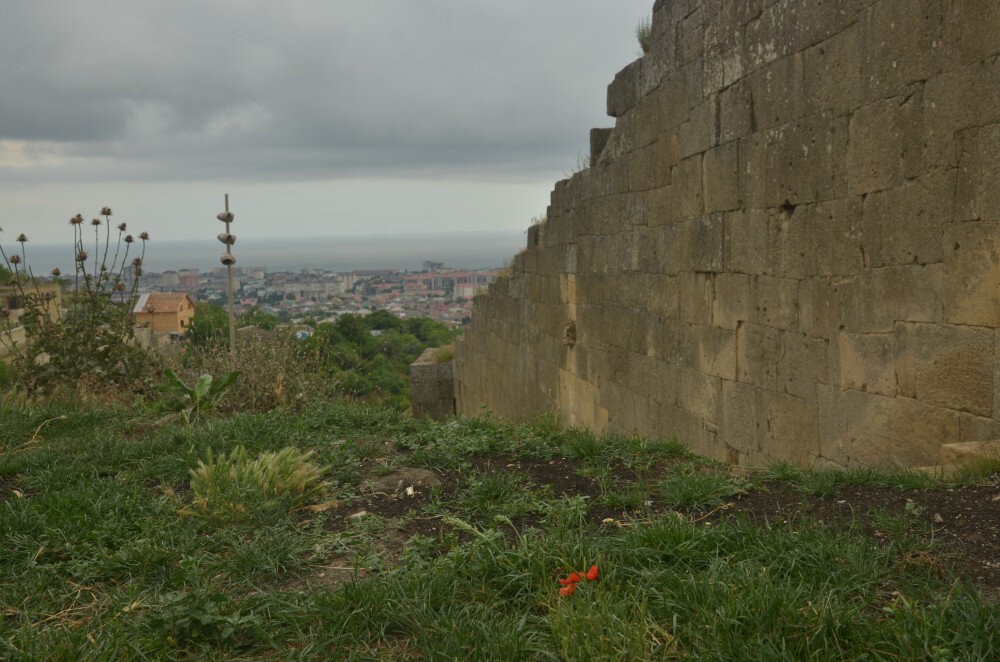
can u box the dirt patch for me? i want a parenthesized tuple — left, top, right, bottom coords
(469, 455, 600, 496)
(723, 479, 1000, 599)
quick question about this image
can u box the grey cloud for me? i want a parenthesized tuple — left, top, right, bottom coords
(0, 0, 652, 182)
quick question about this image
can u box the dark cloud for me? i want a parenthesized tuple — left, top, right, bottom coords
(0, 0, 652, 182)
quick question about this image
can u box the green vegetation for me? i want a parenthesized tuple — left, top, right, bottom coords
(636, 16, 653, 54)
(0, 209, 153, 395)
(182, 304, 456, 410)
(1, 395, 997, 659)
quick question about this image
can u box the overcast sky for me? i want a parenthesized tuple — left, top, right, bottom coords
(1, 1, 652, 245)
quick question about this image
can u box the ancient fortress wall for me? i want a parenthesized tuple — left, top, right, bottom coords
(453, 0, 1000, 468)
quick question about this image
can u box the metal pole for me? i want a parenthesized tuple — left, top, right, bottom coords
(224, 194, 236, 361)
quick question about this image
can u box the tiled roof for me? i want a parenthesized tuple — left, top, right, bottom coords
(133, 292, 192, 313)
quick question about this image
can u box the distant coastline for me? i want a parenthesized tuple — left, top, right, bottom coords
(16, 230, 525, 274)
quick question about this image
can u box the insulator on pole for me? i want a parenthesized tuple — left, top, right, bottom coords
(220, 252, 236, 266)
(217, 212, 235, 223)
(217, 232, 237, 245)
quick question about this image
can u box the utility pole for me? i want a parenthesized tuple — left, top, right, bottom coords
(217, 194, 237, 362)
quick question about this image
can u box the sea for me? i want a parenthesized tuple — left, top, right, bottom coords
(14, 231, 526, 275)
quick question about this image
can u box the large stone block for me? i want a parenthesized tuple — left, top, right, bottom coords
(721, 379, 766, 456)
(750, 53, 805, 132)
(841, 390, 959, 467)
(945, 0, 1000, 65)
(689, 213, 726, 273)
(727, 209, 771, 275)
(847, 97, 905, 194)
(862, 0, 946, 101)
(713, 271, 754, 329)
(755, 276, 799, 329)
(955, 125, 1000, 222)
(943, 221, 1000, 326)
(765, 392, 820, 466)
(678, 271, 714, 325)
(838, 332, 897, 396)
(860, 171, 950, 267)
(608, 58, 644, 118)
(803, 22, 863, 116)
(719, 78, 753, 143)
(737, 322, 779, 390)
(696, 324, 737, 381)
(804, 197, 865, 276)
(905, 323, 995, 417)
(668, 155, 705, 221)
(765, 113, 848, 205)
(703, 141, 741, 212)
(778, 332, 829, 400)
(679, 97, 719, 158)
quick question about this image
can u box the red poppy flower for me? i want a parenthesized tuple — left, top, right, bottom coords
(559, 584, 575, 597)
(586, 565, 599, 581)
(568, 572, 582, 583)
(558, 578, 573, 586)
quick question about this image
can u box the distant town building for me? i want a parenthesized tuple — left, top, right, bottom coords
(423, 261, 445, 272)
(133, 292, 195, 334)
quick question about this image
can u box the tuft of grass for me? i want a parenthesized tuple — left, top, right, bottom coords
(183, 445, 327, 524)
(636, 16, 653, 54)
(657, 465, 746, 511)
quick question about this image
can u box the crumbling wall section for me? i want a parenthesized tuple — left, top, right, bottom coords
(454, 0, 1000, 468)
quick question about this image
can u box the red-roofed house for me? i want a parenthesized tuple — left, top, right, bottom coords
(133, 292, 195, 334)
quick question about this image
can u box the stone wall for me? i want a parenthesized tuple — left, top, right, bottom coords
(454, 0, 1000, 468)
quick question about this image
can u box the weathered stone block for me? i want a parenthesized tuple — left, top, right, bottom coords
(766, 113, 847, 205)
(766, 393, 820, 465)
(696, 324, 737, 381)
(721, 379, 766, 455)
(590, 128, 614, 166)
(805, 197, 865, 276)
(719, 79, 753, 143)
(778, 332, 829, 400)
(750, 53, 805, 132)
(943, 221, 1000, 326)
(862, 0, 946, 101)
(689, 213, 726, 273)
(838, 332, 897, 396)
(738, 132, 768, 208)
(678, 97, 718, 158)
(804, 23, 863, 115)
(678, 271, 714, 325)
(669, 155, 705, 221)
(906, 323, 995, 417)
(703, 141, 740, 212)
(727, 209, 771, 275)
(737, 322, 779, 390)
(755, 276, 799, 329)
(712, 271, 753, 329)
(842, 390, 959, 467)
(677, 367, 722, 423)
(608, 58, 643, 118)
(847, 97, 904, 194)
(410, 348, 455, 421)
(860, 171, 950, 267)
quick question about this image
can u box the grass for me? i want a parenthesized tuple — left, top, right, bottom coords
(0, 397, 998, 659)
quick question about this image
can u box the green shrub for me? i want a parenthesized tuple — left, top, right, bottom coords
(184, 445, 327, 524)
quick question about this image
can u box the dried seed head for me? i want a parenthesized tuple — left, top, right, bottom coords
(132, 257, 142, 267)
(114, 281, 126, 291)
(101, 207, 112, 216)
(70, 214, 84, 225)
(100, 265, 107, 272)
(117, 222, 127, 231)
(16, 233, 27, 243)
(77, 251, 88, 262)
(91, 218, 101, 226)
(139, 232, 149, 241)
(51, 268, 61, 277)
(133, 267, 143, 276)
(9, 254, 21, 265)
(124, 234, 134, 243)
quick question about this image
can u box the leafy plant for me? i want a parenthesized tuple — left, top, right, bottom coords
(162, 368, 240, 423)
(183, 445, 327, 524)
(0, 208, 153, 393)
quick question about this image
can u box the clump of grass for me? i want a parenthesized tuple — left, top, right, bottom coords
(657, 465, 745, 511)
(636, 16, 652, 54)
(183, 445, 327, 524)
(434, 345, 454, 363)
